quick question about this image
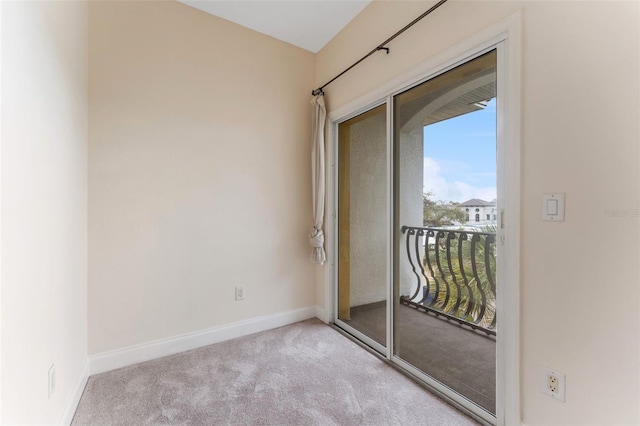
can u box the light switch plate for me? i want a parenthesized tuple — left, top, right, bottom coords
(542, 193, 565, 221)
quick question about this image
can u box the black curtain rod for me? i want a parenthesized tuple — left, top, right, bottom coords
(311, 0, 449, 96)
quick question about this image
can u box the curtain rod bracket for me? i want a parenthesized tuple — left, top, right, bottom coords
(376, 47, 390, 54)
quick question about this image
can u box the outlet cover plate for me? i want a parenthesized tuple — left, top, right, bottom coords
(542, 366, 565, 402)
(235, 286, 245, 301)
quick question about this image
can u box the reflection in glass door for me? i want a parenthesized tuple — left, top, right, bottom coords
(393, 50, 497, 414)
(336, 104, 388, 349)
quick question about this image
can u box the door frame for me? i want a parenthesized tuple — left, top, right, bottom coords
(323, 12, 522, 426)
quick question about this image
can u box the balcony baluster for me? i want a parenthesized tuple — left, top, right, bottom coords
(400, 225, 497, 336)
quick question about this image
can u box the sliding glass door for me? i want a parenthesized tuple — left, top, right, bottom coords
(393, 50, 497, 414)
(333, 48, 501, 423)
(336, 104, 388, 351)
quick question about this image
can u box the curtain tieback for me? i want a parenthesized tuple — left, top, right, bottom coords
(309, 227, 324, 248)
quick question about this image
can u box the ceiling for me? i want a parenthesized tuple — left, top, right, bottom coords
(178, 1, 371, 53)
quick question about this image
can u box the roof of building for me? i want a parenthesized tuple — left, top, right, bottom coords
(459, 198, 494, 207)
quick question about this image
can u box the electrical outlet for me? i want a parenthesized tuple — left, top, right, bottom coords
(542, 367, 565, 402)
(48, 364, 56, 399)
(235, 286, 245, 301)
(547, 374, 558, 393)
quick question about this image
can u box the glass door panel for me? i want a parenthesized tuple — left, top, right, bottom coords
(393, 51, 498, 414)
(337, 104, 388, 348)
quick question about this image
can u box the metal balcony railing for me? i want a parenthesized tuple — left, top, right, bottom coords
(400, 226, 497, 335)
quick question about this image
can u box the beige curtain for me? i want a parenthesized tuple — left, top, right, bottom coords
(309, 94, 326, 265)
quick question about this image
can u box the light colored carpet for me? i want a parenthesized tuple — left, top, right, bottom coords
(72, 319, 478, 426)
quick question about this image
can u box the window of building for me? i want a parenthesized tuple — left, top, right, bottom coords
(475, 214, 480, 222)
(486, 214, 491, 220)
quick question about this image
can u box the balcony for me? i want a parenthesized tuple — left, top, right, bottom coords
(343, 226, 497, 414)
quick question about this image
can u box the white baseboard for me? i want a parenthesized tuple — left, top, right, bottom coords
(314, 305, 329, 323)
(60, 361, 89, 426)
(89, 306, 317, 375)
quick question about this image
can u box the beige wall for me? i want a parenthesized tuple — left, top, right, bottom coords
(88, 1, 316, 354)
(1, 0, 637, 423)
(316, 1, 640, 425)
(1, 1, 89, 423)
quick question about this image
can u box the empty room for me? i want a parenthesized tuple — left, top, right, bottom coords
(1, 0, 639, 425)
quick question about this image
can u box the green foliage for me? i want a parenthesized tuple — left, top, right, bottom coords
(421, 228, 497, 329)
(423, 191, 467, 227)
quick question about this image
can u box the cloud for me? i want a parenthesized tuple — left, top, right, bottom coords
(423, 157, 496, 203)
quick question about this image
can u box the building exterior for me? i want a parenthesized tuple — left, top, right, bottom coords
(459, 198, 497, 227)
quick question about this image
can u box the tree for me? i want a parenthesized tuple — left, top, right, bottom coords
(423, 191, 467, 227)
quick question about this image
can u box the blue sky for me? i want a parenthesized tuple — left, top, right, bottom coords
(422, 98, 496, 203)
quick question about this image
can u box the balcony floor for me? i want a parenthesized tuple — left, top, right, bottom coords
(343, 301, 496, 414)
